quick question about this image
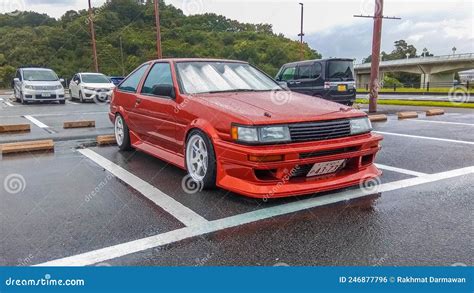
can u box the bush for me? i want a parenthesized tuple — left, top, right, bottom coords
(383, 75, 403, 88)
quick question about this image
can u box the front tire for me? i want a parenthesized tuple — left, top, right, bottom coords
(79, 91, 84, 103)
(185, 130, 216, 189)
(114, 114, 131, 151)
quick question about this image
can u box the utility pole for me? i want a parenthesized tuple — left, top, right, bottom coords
(154, 0, 163, 59)
(354, 0, 400, 113)
(88, 0, 99, 72)
(119, 36, 125, 76)
(298, 3, 304, 60)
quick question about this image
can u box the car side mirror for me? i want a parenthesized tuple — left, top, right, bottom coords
(13, 78, 20, 83)
(278, 81, 289, 89)
(60, 78, 65, 83)
(151, 84, 175, 98)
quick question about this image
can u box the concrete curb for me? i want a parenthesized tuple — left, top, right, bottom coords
(64, 120, 95, 129)
(397, 112, 419, 119)
(0, 124, 30, 133)
(0, 139, 54, 154)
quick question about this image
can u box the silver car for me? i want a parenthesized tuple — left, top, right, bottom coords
(13, 67, 65, 104)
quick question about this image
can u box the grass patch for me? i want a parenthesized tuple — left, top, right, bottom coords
(356, 87, 474, 94)
(355, 98, 474, 109)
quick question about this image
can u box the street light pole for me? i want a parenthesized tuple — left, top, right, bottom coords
(88, 0, 99, 72)
(154, 0, 163, 59)
(298, 3, 304, 60)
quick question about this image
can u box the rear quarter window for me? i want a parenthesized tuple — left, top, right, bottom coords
(118, 64, 149, 92)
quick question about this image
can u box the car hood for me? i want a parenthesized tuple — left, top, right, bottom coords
(195, 91, 364, 124)
(24, 80, 62, 86)
(81, 82, 115, 89)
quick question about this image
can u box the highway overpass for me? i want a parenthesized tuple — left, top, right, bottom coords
(355, 53, 474, 88)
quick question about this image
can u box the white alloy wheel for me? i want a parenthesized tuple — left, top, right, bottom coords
(115, 115, 125, 146)
(186, 134, 209, 181)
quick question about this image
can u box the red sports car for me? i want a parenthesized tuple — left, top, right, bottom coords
(109, 58, 382, 198)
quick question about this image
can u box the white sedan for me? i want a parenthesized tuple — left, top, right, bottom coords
(69, 73, 115, 103)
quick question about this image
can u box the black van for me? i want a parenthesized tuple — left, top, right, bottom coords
(275, 58, 356, 105)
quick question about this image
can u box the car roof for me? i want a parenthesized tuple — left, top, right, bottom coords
(20, 67, 53, 71)
(148, 58, 248, 64)
(282, 58, 354, 67)
(78, 72, 106, 75)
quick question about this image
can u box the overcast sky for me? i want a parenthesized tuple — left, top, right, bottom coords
(2, 0, 473, 61)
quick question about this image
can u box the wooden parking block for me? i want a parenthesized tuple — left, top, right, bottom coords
(63, 120, 95, 129)
(426, 109, 445, 116)
(397, 112, 418, 119)
(368, 114, 387, 122)
(97, 135, 116, 145)
(0, 139, 54, 154)
(0, 124, 31, 133)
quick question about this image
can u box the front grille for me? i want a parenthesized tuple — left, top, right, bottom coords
(33, 85, 57, 90)
(35, 94, 57, 99)
(289, 119, 351, 142)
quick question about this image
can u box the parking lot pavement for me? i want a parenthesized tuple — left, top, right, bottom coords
(0, 104, 473, 267)
(0, 94, 112, 143)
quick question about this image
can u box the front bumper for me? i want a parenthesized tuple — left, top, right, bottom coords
(82, 88, 113, 100)
(23, 89, 65, 101)
(214, 133, 383, 198)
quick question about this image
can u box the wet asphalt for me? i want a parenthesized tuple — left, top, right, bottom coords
(0, 94, 473, 266)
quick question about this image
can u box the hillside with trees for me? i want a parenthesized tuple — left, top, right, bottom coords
(0, 0, 320, 87)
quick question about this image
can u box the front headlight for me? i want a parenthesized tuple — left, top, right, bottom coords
(350, 117, 372, 135)
(231, 125, 291, 144)
(24, 85, 33, 90)
(55, 85, 63, 90)
(84, 86, 96, 91)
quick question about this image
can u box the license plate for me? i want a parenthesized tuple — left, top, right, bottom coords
(41, 92, 51, 97)
(337, 85, 346, 92)
(306, 159, 345, 177)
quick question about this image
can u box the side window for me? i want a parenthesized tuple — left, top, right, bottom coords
(297, 65, 313, 79)
(118, 64, 148, 93)
(313, 63, 322, 78)
(141, 63, 173, 96)
(280, 66, 296, 81)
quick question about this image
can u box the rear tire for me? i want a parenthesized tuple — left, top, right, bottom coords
(59, 100, 65, 104)
(114, 114, 132, 151)
(185, 130, 217, 190)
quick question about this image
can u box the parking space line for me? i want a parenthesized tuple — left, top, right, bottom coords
(375, 163, 427, 177)
(35, 165, 474, 266)
(374, 131, 474, 145)
(409, 120, 474, 127)
(23, 115, 49, 128)
(4, 101, 14, 107)
(78, 149, 208, 227)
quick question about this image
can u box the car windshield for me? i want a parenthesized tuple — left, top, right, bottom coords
(176, 61, 281, 94)
(327, 60, 354, 81)
(82, 74, 111, 83)
(23, 69, 58, 81)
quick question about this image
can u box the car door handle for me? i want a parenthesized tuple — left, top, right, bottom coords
(135, 98, 141, 105)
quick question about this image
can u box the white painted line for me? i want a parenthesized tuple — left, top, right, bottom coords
(4, 101, 14, 107)
(35, 165, 474, 266)
(410, 119, 474, 127)
(23, 115, 49, 128)
(375, 163, 427, 177)
(66, 100, 79, 105)
(78, 148, 208, 227)
(374, 131, 474, 145)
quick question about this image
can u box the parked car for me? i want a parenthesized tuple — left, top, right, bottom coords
(12, 67, 65, 104)
(275, 58, 356, 106)
(109, 76, 125, 86)
(69, 72, 115, 103)
(109, 58, 382, 198)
